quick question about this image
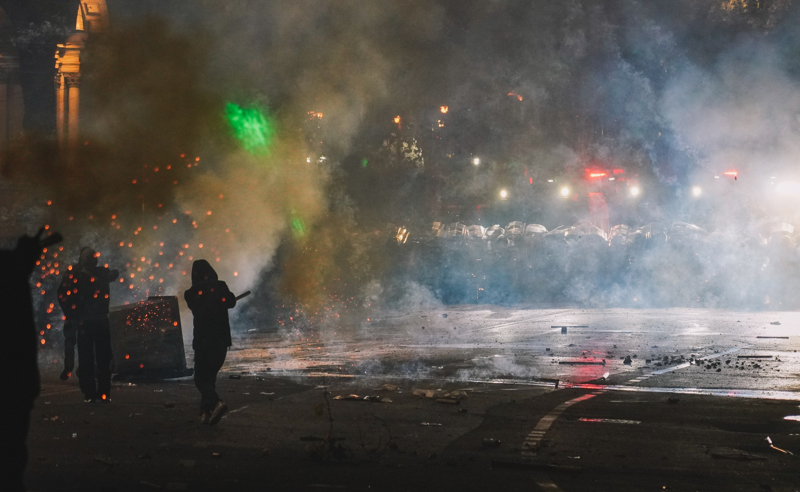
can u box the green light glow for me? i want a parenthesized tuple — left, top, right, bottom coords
(291, 217, 306, 238)
(361, 158, 368, 168)
(225, 103, 276, 155)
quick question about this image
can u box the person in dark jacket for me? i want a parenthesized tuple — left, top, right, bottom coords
(56, 272, 78, 380)
(184, 260, 236, 425)
(73, 247, 119, 402)
(1, 229, 48, 492)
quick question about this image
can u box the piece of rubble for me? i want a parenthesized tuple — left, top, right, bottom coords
(421, 422, 442, 426)
(709, 448, 766, 461)
(482, 438, 502, 448)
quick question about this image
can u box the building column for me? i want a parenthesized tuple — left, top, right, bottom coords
(64, 73, 80, 162)
(0, 68, 11, 173)
(55, 72, 66, 152)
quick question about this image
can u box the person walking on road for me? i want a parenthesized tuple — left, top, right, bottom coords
(185, 260, 237, 425)
(73, 247, 119, 402)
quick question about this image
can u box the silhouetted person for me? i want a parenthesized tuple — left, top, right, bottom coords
(1, 229, 49, 492)
(73, 247, 119, 402)
(56, 273, 78, 380)
(185, 260, 236, 425)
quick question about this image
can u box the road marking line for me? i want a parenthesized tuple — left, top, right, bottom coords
(521, 392, 602, 457)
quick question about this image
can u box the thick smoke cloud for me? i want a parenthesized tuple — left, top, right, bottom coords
(5, 1, 800, 351)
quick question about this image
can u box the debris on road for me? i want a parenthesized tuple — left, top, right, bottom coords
(332, 394, 388, 403)
(578, 418, 640, 424)
(94, 456, 115, 466)
(770, 321, 781, 325)
(420, 422, 442, 426)
(482, 438, 501, 448)
(709, 448, 767, 461)
(623, 356, 632, 365)
(757, 336, 789, 339)
(379, 384, 398, 392)
(766, 436, 795, 456)
(436, 398, 460, 405)
(738, 355, 773, 359)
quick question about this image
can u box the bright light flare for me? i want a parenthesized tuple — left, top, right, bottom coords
(630, 186, 641, 197)
(692, 186, 702, 197)
(560, 186, 570, 197)
(472, 157, 480, 166)
(440, 106, 449, 114)
(393, 115, 401, 124)
(589, 173, 606, 178)
(499, 189, 508, 200)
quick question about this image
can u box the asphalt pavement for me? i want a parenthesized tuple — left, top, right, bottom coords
(27, 307, 800, 491)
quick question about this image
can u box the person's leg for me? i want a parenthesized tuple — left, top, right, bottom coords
(61, 320, 76, 380)
(95, 318, 113, 400)
(193, 349, 217, 413)
(76, 322, 97, 400)
(1, 402, 32, 492)
(207, 346, 229, 425)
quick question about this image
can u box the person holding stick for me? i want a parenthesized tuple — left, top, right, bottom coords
(184, 260, 247, 425)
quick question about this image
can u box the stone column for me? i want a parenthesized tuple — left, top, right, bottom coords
(0, 68, 11, 173)
(64, 73, 81, 161)
(55, 72, 66, 152)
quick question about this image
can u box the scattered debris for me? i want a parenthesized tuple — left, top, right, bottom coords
(260, 392, 275, 396)
(436, 398, 460, 405)
(757, 336, 789, 339)
(623, 356, 632, 365)
(738, 355, 773, 359)
(766, 436, 795, 455)
(211, 452, 221, 458)
(94, 456, 115, 466)
(442, 314, 448, 318)
(710, 448, 767, 461)
(770, 321, 781, 325)
(332, 394, 387, 403)
(421, 422, 442, 426)
(578, 418, 640, 424)
(379, 384, 398, 392)
(482, 438, 502, 448)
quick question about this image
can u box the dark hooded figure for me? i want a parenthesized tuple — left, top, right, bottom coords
(56, 272, 78, 381)
(73, 247, 119, 402)
(184, 260, 236, 425)
(1, 231, 46, 492)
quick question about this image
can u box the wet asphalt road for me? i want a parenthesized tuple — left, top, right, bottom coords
(27, 307, 800, 491)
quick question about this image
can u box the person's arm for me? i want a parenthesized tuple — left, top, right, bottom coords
(218, 282, 237, 309)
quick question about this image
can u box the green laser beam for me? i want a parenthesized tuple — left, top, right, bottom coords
(225, 103, 276, 155)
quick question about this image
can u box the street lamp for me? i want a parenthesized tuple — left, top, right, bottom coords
(472, 157, 480, 166)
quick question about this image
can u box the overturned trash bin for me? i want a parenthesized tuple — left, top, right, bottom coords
(109, 296, 192, 379)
